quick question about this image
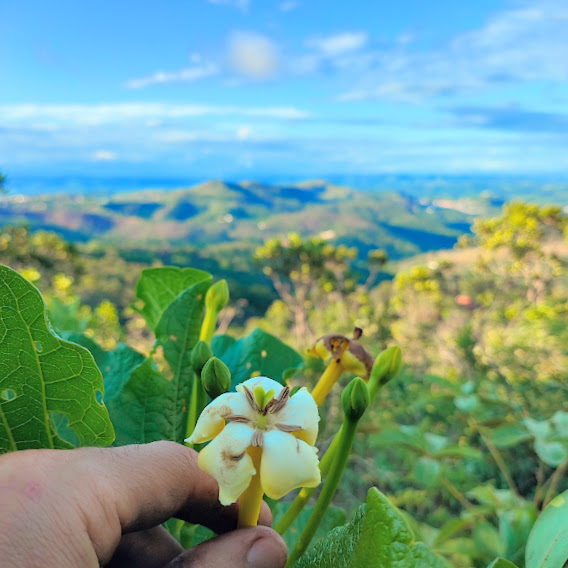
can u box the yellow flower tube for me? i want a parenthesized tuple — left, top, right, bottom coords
(308, 327, 374, 406)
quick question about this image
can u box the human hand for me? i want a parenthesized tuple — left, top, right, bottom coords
(0, 441, 288, 567)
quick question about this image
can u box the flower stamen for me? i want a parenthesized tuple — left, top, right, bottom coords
(251, 429, 264, 447)
(225, 414, 252, 423)
(275, 423, 302, 432)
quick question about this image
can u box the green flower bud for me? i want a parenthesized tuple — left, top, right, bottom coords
(191, 340, 213, 376)
(205, 279, 230, 314)
(201, 357, 231, 399)
(368, 346, 402, 399)
(341, 377, 370, 421)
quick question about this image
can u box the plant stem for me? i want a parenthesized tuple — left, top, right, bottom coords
(439, 475, 474, 510)
(185, 372, 206, 446)
(543, 458, 568, 509)
(199, 308, 217, 344)
(476, 423, 520, 497)
(285, 418, 358, 567)
(238, 447, 264, 528)
(311, 360, 344, 406)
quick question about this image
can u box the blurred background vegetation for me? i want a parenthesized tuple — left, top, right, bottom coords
(1, 172, 567, 567)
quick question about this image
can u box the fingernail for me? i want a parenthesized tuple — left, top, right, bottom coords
(246, 535, 287, 568)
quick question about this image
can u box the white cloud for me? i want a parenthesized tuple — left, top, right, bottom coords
(237, 126, 251, 140)
(306, 32, 368, 56)
(207, 0, 249, 11)
(337, 0, 568, 102)
(0, 103, 309, 126)
(228, 32, 280, 79)
(92, 150, 117, 161)
(279, 1, 298, 12)
(125, 62, 218, 89)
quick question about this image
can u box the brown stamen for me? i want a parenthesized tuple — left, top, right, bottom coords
(231, 452, 246, 461)
(275, 423, 302, 432)
(251, 429, 264, 447)
(266, 386, 290, 414)
(242, 385, 260, 413)
(225, 414, 252, 423)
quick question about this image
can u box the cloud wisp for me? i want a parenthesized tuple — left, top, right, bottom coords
(337, 0, 568, 102)
(228, 32, 280, 79)
(125, 61, 219, 89)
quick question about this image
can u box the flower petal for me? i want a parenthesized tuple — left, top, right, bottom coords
(260, 430, 321, 500)
(238, 376, 285, 398)
(197, 422, 256, 505)
(187, 392, 256, 444)
(271, 387, 319, 445)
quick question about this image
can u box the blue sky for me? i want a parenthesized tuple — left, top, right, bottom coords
(1, 0, 568, 178)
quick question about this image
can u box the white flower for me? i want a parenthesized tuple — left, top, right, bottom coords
(186, 376, 321, 505)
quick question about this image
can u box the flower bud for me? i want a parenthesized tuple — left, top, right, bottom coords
(368, 346, 402, 399)
(191, 340, 213, 376)
(341, 377, 370, 421)
(201, 357, 231, 399)
(205, 279, 230, 314)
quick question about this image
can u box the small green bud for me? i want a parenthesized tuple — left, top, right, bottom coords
(205, 279, 230, 314)
(191, 340, 213, 376)
(368, 346, 402, 399)
(341, 377, 370, 421)
(201, 357, 231, 399)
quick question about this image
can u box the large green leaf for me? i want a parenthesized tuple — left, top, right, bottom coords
(369, 426, 429, 455)
(212, 328, 303, 389)
(525, 489, 568, 568)
(0, 265, 114, 453)
(107, 358, 188, 445)
(63, 334, 145, 403)
(107, 276, 212, 445)
(295, 488, 449, 568)
(135, 267, 211, 332)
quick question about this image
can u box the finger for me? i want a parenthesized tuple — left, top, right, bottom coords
(106, 526, 183, 568)
(164, 526, 287, 568)
(77, 442, 272, 533)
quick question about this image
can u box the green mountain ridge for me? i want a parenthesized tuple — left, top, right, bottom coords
(0, 179, 481, 261)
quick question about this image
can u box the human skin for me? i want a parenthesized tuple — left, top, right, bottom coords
(0, 441, 288, 567)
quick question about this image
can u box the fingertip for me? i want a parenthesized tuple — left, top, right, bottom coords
(246, 528, 288, 568)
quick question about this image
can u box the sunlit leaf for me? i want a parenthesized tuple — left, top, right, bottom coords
(135, 267, 211, 332)
(0, 265, 114, 453)
(295, 487, 450, 568)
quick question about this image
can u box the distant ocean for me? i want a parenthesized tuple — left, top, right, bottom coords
(4, 174, 568, 202)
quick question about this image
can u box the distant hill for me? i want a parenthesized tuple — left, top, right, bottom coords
(0, 179, 484, 262)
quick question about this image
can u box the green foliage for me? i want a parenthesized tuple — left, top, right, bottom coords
(212, 328, 303, 390)
(525, 490, 568, 568)
(296, 488, 449, 568)
(0, 266, 114, 453)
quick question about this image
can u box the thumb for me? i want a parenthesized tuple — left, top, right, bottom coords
(165, 526, 288, 568)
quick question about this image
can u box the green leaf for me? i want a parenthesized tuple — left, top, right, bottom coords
(474, 522, 504, 560)
(107, 358, 187, 445)
(486, 558, 519, 568)
(534, 439, 568, 468)
(525, 489, 568, 568)
(369, 426, 428, 455)
(273, 503, 346, 552)
(63, 334, 145, 403)
(212, 328, 303, 389)
(0, 265, 114, 453)
(487, 424, 532, 449)
(295, 487, 449, 568)
(413, 457, 441, 488)
(135, 267, 211, 332)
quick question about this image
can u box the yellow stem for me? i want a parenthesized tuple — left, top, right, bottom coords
(199, 308, 217, 344)
(237, 446, 264, 528)
(311, 360, 344, 406)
